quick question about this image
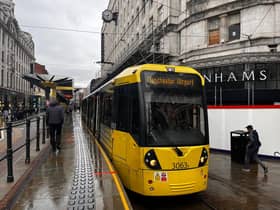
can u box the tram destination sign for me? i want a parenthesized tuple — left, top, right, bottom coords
(142, 71, 202, 91)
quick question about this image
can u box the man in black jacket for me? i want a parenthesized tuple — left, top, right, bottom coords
(46, 99, 64, 152)
(243, 125, 268, 174)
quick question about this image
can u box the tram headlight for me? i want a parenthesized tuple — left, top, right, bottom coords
(198, 148, 208, 167)
(144, 150, 162, 170)
(150, 159, 158, 167)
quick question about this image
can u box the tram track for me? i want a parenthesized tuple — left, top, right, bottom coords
(208, 172, 267, 198)
(128, 190, 220, 210)
(200, 196, 219, 210)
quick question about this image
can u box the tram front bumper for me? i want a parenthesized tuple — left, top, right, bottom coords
(139, 166, 208, 196)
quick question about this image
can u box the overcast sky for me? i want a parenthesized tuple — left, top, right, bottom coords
(14, 0, 109, 88)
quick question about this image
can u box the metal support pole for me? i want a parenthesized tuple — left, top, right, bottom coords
(42, 115, 46, 144)
(252, 82, 255, 105)
(220, 86, 223, 106)
(25, 119, 31, 164)
(36, 117, 40, 151)
(45, 88, 50, 101)
(6, 122, 14, 182)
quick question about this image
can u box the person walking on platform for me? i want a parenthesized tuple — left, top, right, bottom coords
(242, 125, 268, 174)
(46, 99, 64, 152)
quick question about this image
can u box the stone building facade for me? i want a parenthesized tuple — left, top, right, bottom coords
(101, 0, 280, 105)
(0, 0, 35, 110)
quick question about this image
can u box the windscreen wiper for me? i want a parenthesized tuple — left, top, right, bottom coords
(174, 147, 184, 157)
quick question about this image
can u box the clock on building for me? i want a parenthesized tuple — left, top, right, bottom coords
(102, 9, 113, 22)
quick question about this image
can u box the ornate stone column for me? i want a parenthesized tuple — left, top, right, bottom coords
(219, 14, 228, 43)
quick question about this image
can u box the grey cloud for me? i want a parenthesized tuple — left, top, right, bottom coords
(14, 0, 108, 87)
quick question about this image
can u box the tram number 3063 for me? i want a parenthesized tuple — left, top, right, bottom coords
(172, 162, 189, 170)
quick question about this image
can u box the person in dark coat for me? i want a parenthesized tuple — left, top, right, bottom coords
(242, 125, 268, 174)
(46, 99, 64, 152)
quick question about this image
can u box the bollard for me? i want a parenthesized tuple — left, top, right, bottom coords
(36, 117, 40, 151)
(42, 115, 46, 144)
(6, 122, 14, 182)
(25, 119, 31, 164)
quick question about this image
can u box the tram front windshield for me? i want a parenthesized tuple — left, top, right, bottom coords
(142, 72, 207, 146)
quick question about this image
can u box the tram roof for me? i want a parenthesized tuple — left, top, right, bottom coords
(83, 64, 204, 99)
(114, 64, 202, 78)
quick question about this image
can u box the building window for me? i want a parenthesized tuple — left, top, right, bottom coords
(228, 13, 240, 41)
(208, 17, 220, 45)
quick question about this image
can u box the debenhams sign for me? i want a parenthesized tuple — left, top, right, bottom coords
(203, 70, 267, 83)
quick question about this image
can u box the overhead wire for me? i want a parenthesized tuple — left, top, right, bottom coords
(251, 5, 273, 37)
(19, 3, 276, 39)
(20, 25, 100, 34)
(20, 24, 207, 37)
(20, 1, 278, 68)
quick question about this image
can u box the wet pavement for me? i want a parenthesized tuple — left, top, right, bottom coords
(205, 152, 280, 210)
(8, 112, 280, 210)
(129, 152, 280, 210)
(0, 129, 50, 210)
(11, 115, 75, 210)
(12, 114, 131, 210)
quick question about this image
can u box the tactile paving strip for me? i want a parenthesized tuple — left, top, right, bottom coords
(67, 119, 95, 210)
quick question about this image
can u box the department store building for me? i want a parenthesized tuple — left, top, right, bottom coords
(101, 0, 280, 105)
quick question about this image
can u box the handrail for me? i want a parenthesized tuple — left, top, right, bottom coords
(0, 135, 38, 162)
(0, 114, 42, 130)
(0, 113, 47, 182)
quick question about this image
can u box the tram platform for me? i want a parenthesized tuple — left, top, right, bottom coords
(1, 112, 280, 210)
(0, 113, 131, 210)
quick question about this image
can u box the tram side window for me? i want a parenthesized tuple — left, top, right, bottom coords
(131, 95, 140, 137)
(117, 94, 131, 131)
(115, 85, 140, 138)
(101, 95, 112, 127)
(91, 96, 97, 132)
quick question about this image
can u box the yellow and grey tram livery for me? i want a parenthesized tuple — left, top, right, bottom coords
(82, 64, 209, 196)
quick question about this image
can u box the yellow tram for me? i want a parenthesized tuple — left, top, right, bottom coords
(82, 64, 209, 196)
